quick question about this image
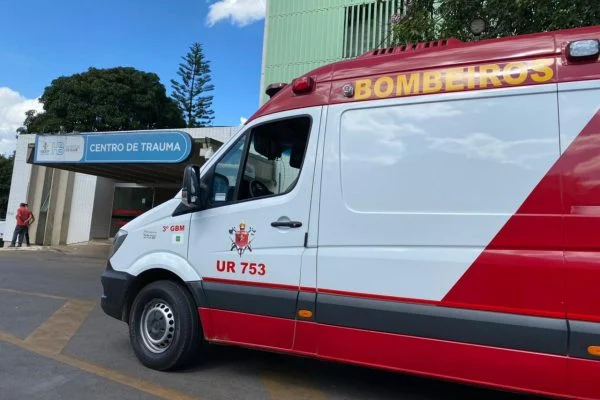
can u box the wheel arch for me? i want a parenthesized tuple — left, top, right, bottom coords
(124, 268, 196, 323)
(116, 252, 206, 329)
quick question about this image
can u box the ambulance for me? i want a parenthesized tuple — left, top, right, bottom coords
(101, 26, 600, 399)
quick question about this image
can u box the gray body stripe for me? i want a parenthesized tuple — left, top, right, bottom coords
(297, 291, 317, 320)
(202, 281, 298, 319)
(316, 294, 568, 356)
(193, 280, 600, 358)
(569, 320, 600, 360)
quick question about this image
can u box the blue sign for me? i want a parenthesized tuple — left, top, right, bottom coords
(34, 131, 193, 164)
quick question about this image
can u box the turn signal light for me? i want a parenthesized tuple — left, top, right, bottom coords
(292, 76, 315, 94)
(298, 309, 313, 318)
(588, 346, 600, 356)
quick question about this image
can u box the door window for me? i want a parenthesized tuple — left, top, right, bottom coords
(208, 116, 311, 207)
(209, 134, 247, 205)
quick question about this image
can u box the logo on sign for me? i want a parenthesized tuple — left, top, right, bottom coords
(39, 141, 66, 156)
(35, 136, 85, 163)
(228, 222, 256, 257)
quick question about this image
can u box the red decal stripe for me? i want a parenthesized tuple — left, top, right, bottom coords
(444, 111, 600, 323)
(567, 357, 600, 400)
(439, 301, 565, 319)
(200, 308, 295, 350)
(198, 308, 570, 399)
(317, 287, 440, 306)
(202, 277, 299, 292)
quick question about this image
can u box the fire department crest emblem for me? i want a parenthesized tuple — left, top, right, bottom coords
(228, 222, 256, 256)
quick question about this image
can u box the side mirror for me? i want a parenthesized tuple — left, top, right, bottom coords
(182, 165, 201, 208)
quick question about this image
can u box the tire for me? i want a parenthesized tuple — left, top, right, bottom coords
(128, 280, 202, 371)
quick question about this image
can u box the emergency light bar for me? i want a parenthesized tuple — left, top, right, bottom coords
(265, 83, 287, 98)
(292, 76, 315, 94)
(566, 39, 600, 61)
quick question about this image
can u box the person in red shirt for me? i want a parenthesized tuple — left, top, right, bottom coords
(9, 202, 34, 247)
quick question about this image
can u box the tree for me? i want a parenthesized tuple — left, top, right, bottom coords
(390, 0, 440, 44)
(392, 0, 600, 44)
(0, 153, 14, 219)
(170, 42, 215, 127)
(18, 67, 185, 134)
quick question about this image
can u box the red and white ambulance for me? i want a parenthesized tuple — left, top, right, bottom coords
(101, 26, 600, 399)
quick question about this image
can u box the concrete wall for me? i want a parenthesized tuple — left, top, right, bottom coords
(66, 173, 97, 244)
(5, 135, 35, 244)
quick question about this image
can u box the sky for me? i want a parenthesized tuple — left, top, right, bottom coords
(0, 0, 267, 155)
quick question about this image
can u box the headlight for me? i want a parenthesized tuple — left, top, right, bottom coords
(110, 229, 128, 258)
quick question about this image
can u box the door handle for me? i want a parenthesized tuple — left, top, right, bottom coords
(271, 221, 302, 228)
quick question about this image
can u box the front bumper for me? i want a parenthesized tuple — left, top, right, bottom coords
(100, 261, 134, 321)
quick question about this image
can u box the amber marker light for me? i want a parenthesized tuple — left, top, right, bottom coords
(298, 310, 313, 318)
(587, 346, 600, 356)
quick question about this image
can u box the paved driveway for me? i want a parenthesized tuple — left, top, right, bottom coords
(0, 247, 542, 400)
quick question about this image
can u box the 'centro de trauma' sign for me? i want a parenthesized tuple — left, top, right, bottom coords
(34, 131, 193, 164)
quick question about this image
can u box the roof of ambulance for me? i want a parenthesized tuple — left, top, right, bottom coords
(247, 25, 600, 123)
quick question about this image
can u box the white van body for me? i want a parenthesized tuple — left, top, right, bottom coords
(101, 26, 600, 400)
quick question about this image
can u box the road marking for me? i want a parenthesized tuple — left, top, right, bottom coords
(0, 331, 203, 400)
(0, 287, 79, 302)
(24, 300, 95, 355)
(262, 370, 328, 400)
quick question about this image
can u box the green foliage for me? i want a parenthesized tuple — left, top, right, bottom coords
(19, 67, 185, 134)
(392, 0, 600, 44)
(170, 42, 215, 128)
(0, 153, 14, 219)
(391, 0, 440, 43)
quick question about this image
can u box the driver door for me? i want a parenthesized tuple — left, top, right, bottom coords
(188, 108, 322, 351)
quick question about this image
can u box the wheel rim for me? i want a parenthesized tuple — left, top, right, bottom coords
(140, 300, 175, 354)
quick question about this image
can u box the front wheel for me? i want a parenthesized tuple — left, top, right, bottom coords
(128, 280, 202, 371)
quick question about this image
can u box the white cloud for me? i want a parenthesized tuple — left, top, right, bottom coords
(240, 116, 248, 125)
(207, 0, 266, 27)
(0, 87, 43, 155)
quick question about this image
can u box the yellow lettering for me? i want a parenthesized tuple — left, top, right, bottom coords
(530, 59, 555, 83)
(396, 74, 420, 96)
(423, 71, 443, 93)
(354, 79, 372, 100)
(503, 62, 528, 85)
(374, 76, 394, 98)
(445, 68, 465, 92)
(467, 66, 476, 89)
(479, 64, 503, 88)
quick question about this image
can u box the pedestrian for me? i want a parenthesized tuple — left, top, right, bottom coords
(9, 202, 32, 247)
(23, 203, 34, 246)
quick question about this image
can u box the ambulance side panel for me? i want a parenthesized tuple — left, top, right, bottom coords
(557, 77, 600, 400)
(315, 84, 569, 396)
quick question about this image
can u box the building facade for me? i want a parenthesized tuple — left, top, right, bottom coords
(259, 0, 406, 104)
(4, 127, 237, 246)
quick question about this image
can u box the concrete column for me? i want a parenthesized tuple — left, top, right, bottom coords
(90, 177, 115, 239)
(48, 169, 74, 246)
(42, 168, 60, 246)
(58, 170, 75, 245)
(26, 164, 46, 244)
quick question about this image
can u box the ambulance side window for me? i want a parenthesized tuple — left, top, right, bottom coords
(209, 133, 247, 205)
(237, 116, 311, 201)
(207, 116, 311, 208)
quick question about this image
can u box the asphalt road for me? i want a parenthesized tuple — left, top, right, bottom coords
(0, 247, 544, 400)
